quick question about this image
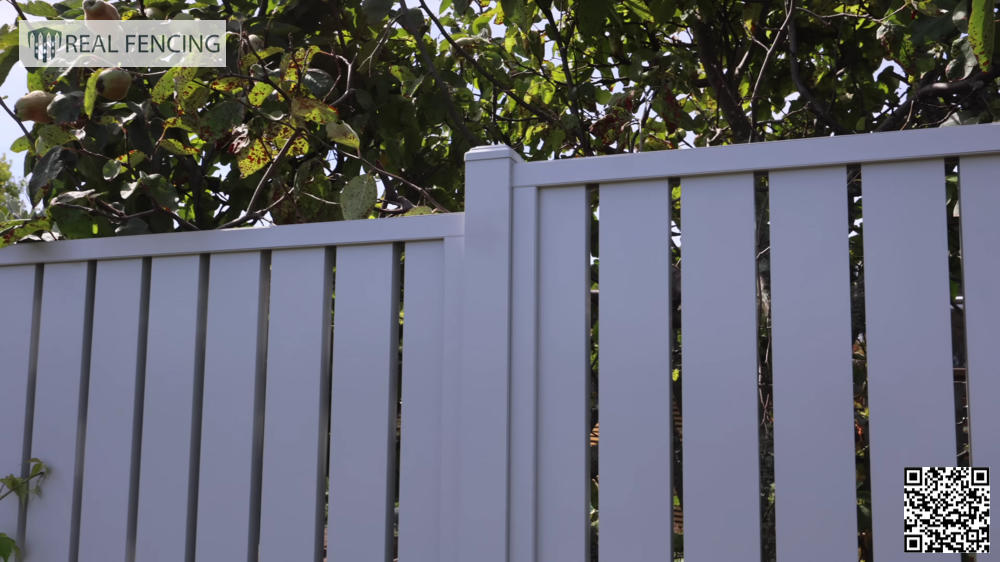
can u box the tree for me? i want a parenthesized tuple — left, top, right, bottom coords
(0, 155, 27, 221)
(0, 0, 993, 242)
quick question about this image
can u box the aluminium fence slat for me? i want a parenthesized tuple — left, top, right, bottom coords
(681, 173, 760, 561)
(509, 186, 539, 562)
(959, 154, 999, 561)
(328, 243, 401, 562)
(862, 160, 956, 562)
(398, 241, 444, 562)
(597, 180, 672, 561)
(769, 167, 857, 562)
(77, 259, 145, 562)
(0, 265, 37, 543)
(135, 255, 205, 562)
(25, 261, 92, 562)
(258, 248, 332, 562)
(195, 252, 268, 562)
(536, 185, 591, 562)
(438, 235, 464, 562)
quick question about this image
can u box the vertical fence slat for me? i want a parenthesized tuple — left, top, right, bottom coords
(535, 185, 591, 562)
(598, 180, 672, 561)
(0, 265, 37, 543)
(509, 186, 539, 562)
(328, 243, 400, 561)
(135, 255, 205, 562)
(769, 167, 857, 561)
(258, 248, 332, 562)
(438, 235, 464, 562)
(78, 259, 144, 562)
(681, 173, 760, 560)
(196, 252, 268, 562)
(862, 160, 956, 562)
(398, 241, 444, 562)
(959, 154, 999, 560)
(25, 261, 92, 562)
(459, 146, 518, 562)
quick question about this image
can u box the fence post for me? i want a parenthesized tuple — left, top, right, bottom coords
(459, 145, 522, 562)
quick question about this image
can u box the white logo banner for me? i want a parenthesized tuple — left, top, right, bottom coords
(20, 20, 226, 67)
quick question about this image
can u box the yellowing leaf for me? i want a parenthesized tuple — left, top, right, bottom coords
(969, 0, 995, 71)
(291, 96, 338, 124)
(209, 76, 246, 93)
(248, 82, 274, 106)
(158, 138, 199, 155)
(325, 121, 360, 149)
(237, 138, 271, 177)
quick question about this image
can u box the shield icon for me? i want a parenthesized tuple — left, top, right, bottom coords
(27, 27, 62, 64)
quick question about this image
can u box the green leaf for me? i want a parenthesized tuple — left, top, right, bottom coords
(969, 0, 995, 70)
(200, 100, 245, 141)
(21, 0, 58, 16)
(0, 47, 18, 88)
(403, 205, 433, 216)
(239, 45, 284, 70)
(35, 124, 76, 156)
(46, 91, 84, 124)
(102, 159, 122, 180)
(340, 174, 376, 220)
(361, 0, 392, 22)
(0, 532, 18, 562)
(84, 68, 103, 118)
(10, 135, 30, 153)
(51, 189, 95, 205)
(291, 96, 338, 124)
(325, 121, 360, 149)
(28, 147, 72, 204)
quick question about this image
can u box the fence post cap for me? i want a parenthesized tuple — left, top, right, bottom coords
(464, 144, 523, 163)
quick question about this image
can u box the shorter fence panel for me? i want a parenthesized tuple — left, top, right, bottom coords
(597, 180, 672, 561)
(328, 243, 401, 561)
(258, 248, 332, 562)
(195, 251, 269, 562)
(135, 255, 205, 562)
(0, 265, 37, 545)
(681, 173, 761, 561)
(862, 160, 957, 562)
(77, 258, 146, 562)
(399, 240, 446, 562)
(959, 154, 1000, 562)
(25, 261, 92, 562)
(535, 185, 591, 562)
(769, 167, 857, 562)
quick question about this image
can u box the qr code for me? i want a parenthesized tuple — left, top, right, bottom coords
(903, 467, 990, 553)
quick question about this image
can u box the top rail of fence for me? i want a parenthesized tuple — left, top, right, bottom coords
(0, 212, 464, 266)
(511, 123, 1000, 188)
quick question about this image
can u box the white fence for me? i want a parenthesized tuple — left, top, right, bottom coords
(1, 123, 998, 562)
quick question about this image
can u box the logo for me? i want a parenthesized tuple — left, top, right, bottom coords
(20, 20, 226, 67)
(27, 27, 62, 64)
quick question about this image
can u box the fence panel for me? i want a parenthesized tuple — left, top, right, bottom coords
(399, 240, 446, 562)
(328, 243, 401, 561)
(961, 156, 1000, 561)
(769, 167, 857, 562)
(258, 247, 332, 562)
(135, 255, 205, 562)
(0, 265, 37, 545)
(535, 185, 591, 562)
(195, 251, 269, 562)
(597, 180, 672, 561)
(24, 262, 92, 562)
(681, 172, 760, 561)
(862, 160, 957, 562)
(78, 258, 145, 562)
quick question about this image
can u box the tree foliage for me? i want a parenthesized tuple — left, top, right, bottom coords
(0, 0, 995, 243)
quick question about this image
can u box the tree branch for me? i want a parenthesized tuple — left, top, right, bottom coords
(689, 16, 753, 143)
(785, 0, 849, 135)
(217, 131, 301, 229)
(538, 2, 592, 155)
